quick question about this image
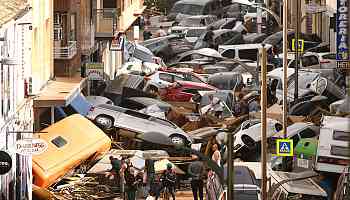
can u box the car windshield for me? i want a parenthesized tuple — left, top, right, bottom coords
(186, 29, 206, 37)
(287, 73, 319, 90)
(171, 3, 204, 15)
(180, 18, 206, 27)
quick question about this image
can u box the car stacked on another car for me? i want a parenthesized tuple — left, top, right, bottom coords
(86, 104, 193, 146)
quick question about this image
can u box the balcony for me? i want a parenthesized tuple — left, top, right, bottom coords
(54, 41, 77, 59)
(93, 8, 118, 38)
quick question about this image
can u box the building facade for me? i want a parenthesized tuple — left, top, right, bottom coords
(0, 3, 34, 200)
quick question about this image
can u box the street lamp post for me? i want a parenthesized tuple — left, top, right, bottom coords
(281, 0, 290, 174)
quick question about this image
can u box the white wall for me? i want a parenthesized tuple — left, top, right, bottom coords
(0, 10, 33, 200)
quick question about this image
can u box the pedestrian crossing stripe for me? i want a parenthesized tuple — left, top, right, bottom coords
(276, 139, 294, 156)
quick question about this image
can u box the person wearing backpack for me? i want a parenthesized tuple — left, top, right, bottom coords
(156, 163, 176, 200)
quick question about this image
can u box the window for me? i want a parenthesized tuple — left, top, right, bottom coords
(190, 75, 203, 83)
(302, 55, 319, 67)
(299, 128, 316, 138)
(125, 110, 150, 119)
(322, 53, 336, 60)
(333, 131, 350, 141)
(159, 73, 174, 83)
(103, 0, 117, 8)
(331, 146, 350, 157)
(222, 49, 235, 58)
(51, 136, 68, 148)
(182, 88, 200, 95)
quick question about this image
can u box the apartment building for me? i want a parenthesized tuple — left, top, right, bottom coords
(0, 1, 34, 199)
(93, 0, 146, 81)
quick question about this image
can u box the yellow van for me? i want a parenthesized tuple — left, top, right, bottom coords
(33, 114, 111, 188)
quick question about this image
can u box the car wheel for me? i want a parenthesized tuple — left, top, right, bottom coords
(95, 115, 113, 130)
(147, 85, 159, 96)
(170, 135, 186, 146)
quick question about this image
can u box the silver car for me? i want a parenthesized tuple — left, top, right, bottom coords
(86, 104, 193, 146)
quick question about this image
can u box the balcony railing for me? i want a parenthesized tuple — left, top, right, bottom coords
(54, 41, 77, 59)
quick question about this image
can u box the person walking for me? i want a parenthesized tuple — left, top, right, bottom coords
(156, 26, 167, 37)
(124, 161, 138, 200)
(188, 160, 204, 200)
(211, 144, 221, 168)
(156, 163, 176, 200)
(105, 156, 121, 181)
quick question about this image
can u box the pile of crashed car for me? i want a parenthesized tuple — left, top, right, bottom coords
(33, 0, 350, 199)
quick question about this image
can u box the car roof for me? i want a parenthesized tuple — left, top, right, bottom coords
(176, 0, 215, 6)
(176, 80, 216, 89)
(127, 97, 172, 108)
(219, 43, 272, 51)
(321, 116, 350, 132)
(185, 15, 216, 19)
(273, 122, 317, 138)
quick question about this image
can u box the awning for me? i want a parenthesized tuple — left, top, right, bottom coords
(34, 77, 87, 108)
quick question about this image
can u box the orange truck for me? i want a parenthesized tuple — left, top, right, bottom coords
(33, 114, 111, 188)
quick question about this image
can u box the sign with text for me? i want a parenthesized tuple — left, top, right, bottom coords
(276, 139, 294, 156)
(0, 151, 12, 175)
(86, 63, 104, 80)
(16, 138, 48, 156)
(336, 0, 349, 62)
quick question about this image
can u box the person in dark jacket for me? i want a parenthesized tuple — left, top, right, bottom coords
(125, 163, 138, 200)
(188, 160, 204, 200)
(156, 163, 176, 200)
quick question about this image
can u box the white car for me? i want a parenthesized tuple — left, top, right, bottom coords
(116, 61, 160, 76)
(169, 15, 217, 35)
(144, 71, 205, 92)
(233, 118, 283, 154)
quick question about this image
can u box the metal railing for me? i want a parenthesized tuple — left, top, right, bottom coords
(54, 41, 77, 59)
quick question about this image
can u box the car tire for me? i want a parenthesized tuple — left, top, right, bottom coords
(169, 135, 186, 146)
(95, 115, 114, 130)
(148, 85, 159, 94)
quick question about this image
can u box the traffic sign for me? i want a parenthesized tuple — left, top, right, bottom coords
(276, 139, 294, 156)
(292, 39, 304, 52)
